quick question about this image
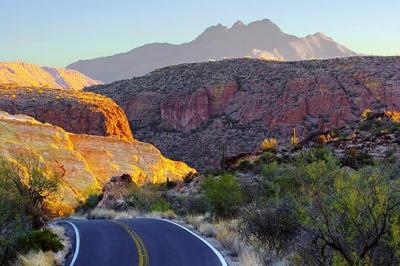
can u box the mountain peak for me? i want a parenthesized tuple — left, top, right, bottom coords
(231, 20, 245, 28)
(309, 32, 332, 40)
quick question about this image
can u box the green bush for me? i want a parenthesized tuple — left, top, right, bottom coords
(202, 173, 244, 217)
(75, 194, 103, 213)
(15, 229, 63, 254)
(125, 187, 159, 212)
(150, 199, 171, 212)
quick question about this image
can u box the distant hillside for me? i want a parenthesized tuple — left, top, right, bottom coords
(68, 19, 357, 83)
(0, 61, 100, 90)
(86, 56, 400, 171)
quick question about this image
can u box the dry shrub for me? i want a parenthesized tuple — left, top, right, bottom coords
(239, 247, 264, 266)
(260, 138, 278, 151)
(198, 223, 217, 237)
(87, 208, 139, 220)
(16, 251, 54, 266)
(146, 210, 177, 220)
(184, 214, 205, 229)
(215, 220, 241, 256)
(48, 225, 71, 266)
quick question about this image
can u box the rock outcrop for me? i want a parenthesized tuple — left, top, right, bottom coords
(0, 112, 195, 215)
(97, 174, 136, 209)
(0, 61, 100, 90)
(86, 56, 400, 171)
(0, 86, 133, 141)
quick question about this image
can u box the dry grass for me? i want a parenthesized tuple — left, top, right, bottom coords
(215, 220, 241, 256)
(16, 251, 54, 266)
(14, 225, 71, 266)
(198, 223, 217, 237)
(49, 225, 71, 265)
(146, 210, 177, 220)
(239, 247, 264, 266)
(87, 208, 140, 220)
(184, 214, 205, 229)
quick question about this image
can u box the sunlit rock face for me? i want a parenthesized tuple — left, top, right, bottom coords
(0, 87, 134, 141)
(0, 61, 100, 90)
(0, 112, 195, 216)
(87, 56, 400, 171)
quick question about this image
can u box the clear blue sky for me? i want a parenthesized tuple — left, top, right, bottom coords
(1, 0, 399, 67)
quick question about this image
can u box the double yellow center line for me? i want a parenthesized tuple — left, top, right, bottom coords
(112, 220, 149, 266)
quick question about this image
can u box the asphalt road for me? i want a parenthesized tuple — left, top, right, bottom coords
(59, 218, 226, 266)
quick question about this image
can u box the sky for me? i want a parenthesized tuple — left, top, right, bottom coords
(1, 0, 399, 67)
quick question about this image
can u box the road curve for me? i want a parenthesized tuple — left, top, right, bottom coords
(59, 218, 226, 266)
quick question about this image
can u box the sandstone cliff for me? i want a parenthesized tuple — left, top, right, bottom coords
(86, 56, 400, 171)
(0, 111, 195, 215)
(0, 86, 133, 141)
(0, 61, 100, 90)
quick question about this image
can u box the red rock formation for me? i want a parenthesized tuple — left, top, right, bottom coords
(86, 56, 400, 171)
(0, 87, 133, 141)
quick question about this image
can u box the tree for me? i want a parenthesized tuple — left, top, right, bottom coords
(202, 173, 243, 217)
(298, 164, 400, 265)
(0, 156, 60, 265)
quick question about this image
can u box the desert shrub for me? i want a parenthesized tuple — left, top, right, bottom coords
(239, 199, 299, 255)
(0, 157, 61, 265)
(150, 198, 171, 213)
(215, 220, 241, 256)
(182, 195, 210, 215)
(202, 173, 244, 217)
(15, 229, 63, 255)
(260, 138, 278, 152)
(198, 223, 217, 237)
(125, 187, 159, 212)
(75, 194, 103, 213)
(295, 164, 400, 265)
(341, 148, 374, 169)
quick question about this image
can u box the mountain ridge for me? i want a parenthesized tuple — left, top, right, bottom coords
(68, 19, 357, 83)
(86, 56, 400, 171)
(0, 61, 100, 90)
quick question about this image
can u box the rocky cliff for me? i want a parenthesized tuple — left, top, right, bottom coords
(0, 111, 195, 215)
(0, 86, 133, 141)
(0, 61, 100, 90)
(86, 56, 400, 171)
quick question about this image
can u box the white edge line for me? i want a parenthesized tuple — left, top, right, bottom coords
(57, 221, 80, 266)
(160, 218, 228, 266)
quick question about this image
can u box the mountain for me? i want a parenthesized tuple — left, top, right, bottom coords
(68, 19, 357, 83)
(86, 56, 400, 171)
(0, 111, 194, 215)
(0, 61, 100, 90)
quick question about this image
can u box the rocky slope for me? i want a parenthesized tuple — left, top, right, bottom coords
(0, 111, 195, 216)
(68, 19, 356, 82)
(86, 56, 400, 171)
(227, 111, 400, 167)
(0, 61, 100, 90)
(0, 86, 133, 141)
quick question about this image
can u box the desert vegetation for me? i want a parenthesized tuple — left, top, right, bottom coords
(0, 157, 64, 265)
